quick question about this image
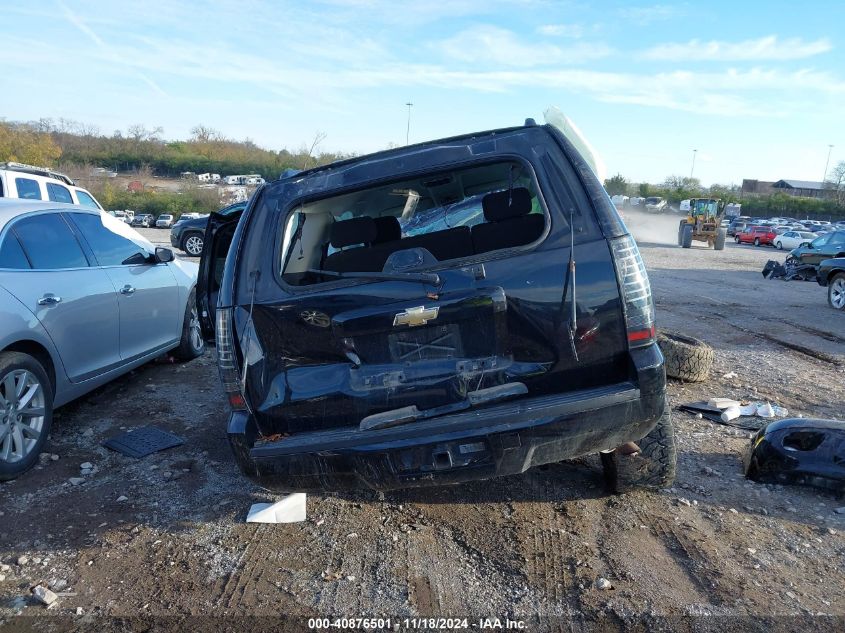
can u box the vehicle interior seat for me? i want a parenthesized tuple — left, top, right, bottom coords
(471, 187, 544, 254)
(373, 216, 401, 243)
(323, 217, 384, 272)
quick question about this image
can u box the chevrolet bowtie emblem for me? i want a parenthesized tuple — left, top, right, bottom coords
(393, 306, 439, 327)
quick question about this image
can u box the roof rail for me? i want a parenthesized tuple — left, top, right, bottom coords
(0, 162, 75, 186)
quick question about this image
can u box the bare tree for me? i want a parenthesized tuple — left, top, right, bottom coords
(127, 124, 164, 143)
(301, 131, 327, 169)
(825, 161, 845, 206)
(190, 125, 220, 143)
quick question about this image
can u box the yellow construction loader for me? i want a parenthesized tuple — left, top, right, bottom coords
(677, 198, 727, 250)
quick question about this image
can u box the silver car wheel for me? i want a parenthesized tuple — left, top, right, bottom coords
(189, 305, 203, 351)
(0, 369, 46, 464)
(831, 278, 845, 310)
(184, 235, 203, 256)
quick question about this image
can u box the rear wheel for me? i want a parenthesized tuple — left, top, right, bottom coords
(754, 237, 760, 246)
(714, 228, 726, 251)
(829, 273, 845, 310)
(603, 396, 676, 492)
(172, 289, 206, 361)
(681, 225, 693, 248)
(0, 352, 53, 481)
(776, 241, 783, 249)
(657, 330, 714, 382)
(182, 232, 204, 256)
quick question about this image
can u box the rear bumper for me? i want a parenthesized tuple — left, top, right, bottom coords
(227, 345, 665, 492)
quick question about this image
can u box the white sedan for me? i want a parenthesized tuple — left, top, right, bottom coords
(774, 230, 817, 250)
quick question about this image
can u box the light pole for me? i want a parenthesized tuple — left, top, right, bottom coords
(822, 144, 834, 183)
(690, 149, 698, 180)
(405, 102, 413, 145)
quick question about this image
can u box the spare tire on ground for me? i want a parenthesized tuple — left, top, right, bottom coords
(657, 330, 714, 382)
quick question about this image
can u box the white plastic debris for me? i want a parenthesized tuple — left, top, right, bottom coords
(708, 398, 741, 409)
(31, 585, 58, 606)
(722, 372, 738, 379)
(739, 404, 758, 417)
(757, 402, 775, 418)
(246, 493, 307, 524)
(720, 406, 741, 422)
(772, 405, 788, 417)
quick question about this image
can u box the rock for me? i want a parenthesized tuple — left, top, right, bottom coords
(827, 528, 837, 536)
(39, 452, 52, 463)
(676, 498, 691, 507)
(82, 428, 94, 438)
(116, 495, 128, 503)
(68, 477, 85, 486)
(145, 384, 157, 393)
(81, 469, 93, 476)
(80, 462, 93, 470)
(0, 564, 10, 572)
(50, 454, 59, 461)
(16, 556, 28, 566)
(0, 574, 5, 582)
(747, 548, 757, 555)
(162, 471, 173, 479)
(32, 557, 41, 565)
(76, 607, 84, 615)
(31, 585, 58, 606)
(595, 577, 613, 590)
(346, 575, 356, 582)
(728, 508, 738, 514)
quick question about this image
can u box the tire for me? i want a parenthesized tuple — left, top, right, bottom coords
(0, 352, 53, 481)
(181, 232, 204, 257)
(603, 395, 676, 492)
(677, 221, 686, 246)
(776, 241, 783, 250)
(714, 228, 726, 251)
(829, 273, 845, 311)
(681, 225, 693, 249)
(657, 330, 714, 382)
(754, 238, 760, 247)
(172, 289, 206, 361)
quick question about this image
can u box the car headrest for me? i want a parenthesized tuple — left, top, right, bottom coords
(330, 217, 377, 248)
(373, 216, 401, 243)
(482, 187, 532, 222)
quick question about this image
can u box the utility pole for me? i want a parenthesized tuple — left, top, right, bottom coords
(822, 144, 834, 183)
(690, 149, 698, 180)
(405, 102, 413, 145)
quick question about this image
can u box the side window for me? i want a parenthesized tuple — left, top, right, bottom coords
(0, 233, 31, 269)
(15, 178, 42, 200)
(47, 182, 74, 204)
(75, 190, 101, 209)
(13, 214, 89, 269)
(70, 212, 149, 266)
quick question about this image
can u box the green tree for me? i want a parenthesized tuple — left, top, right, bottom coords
(604, 174, 628, 196)
(637, 183, 651, 197)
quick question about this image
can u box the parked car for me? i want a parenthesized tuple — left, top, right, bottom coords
(817, 258, 845, 310)
(774, 231, 818, 250)
(727, 220, 749, 237)
(629, 197, 643, 207)
(198, 120, 672, 494)
(110, 210, 132, 224)
(156, 214, 175, 228)
(0, 200, 205, 480)
(644, 197, 668, 213)
(170, 202, 246, 256)
(788, 231, 845, 267)
(0, 162, 103, 210)
(131, 213, 154, 228)
(736, 226, 776, 247)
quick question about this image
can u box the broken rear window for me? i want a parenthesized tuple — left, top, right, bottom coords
(277, 160, 548, 286)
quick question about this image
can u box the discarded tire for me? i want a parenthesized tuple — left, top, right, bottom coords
(677, 221, 686, 246)
(714, 228, 727, 251)
(603, 395, 676, 492)
(657, 330, 714, 382)
(681, 225, 693, 249)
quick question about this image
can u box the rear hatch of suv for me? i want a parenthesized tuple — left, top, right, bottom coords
(201, 126, 642, 442)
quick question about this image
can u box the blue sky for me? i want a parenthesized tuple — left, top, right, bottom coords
(2, 0, 844, 186)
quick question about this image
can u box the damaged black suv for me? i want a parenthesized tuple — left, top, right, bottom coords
(199, 120, 673, 492)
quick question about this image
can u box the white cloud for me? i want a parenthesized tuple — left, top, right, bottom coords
(642, 35, 832, 62)
(536, 23, 584, 38)
(618, 4, 682, 25)
(434, 25, 612, 67)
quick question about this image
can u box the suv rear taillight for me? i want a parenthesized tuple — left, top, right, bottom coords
(216, 308, 247, 410)
(610, 235, 656, 348)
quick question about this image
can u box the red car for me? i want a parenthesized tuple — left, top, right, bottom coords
(736, 225, 776, 247)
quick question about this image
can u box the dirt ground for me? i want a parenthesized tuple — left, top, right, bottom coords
(1, 212, 844, 631)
